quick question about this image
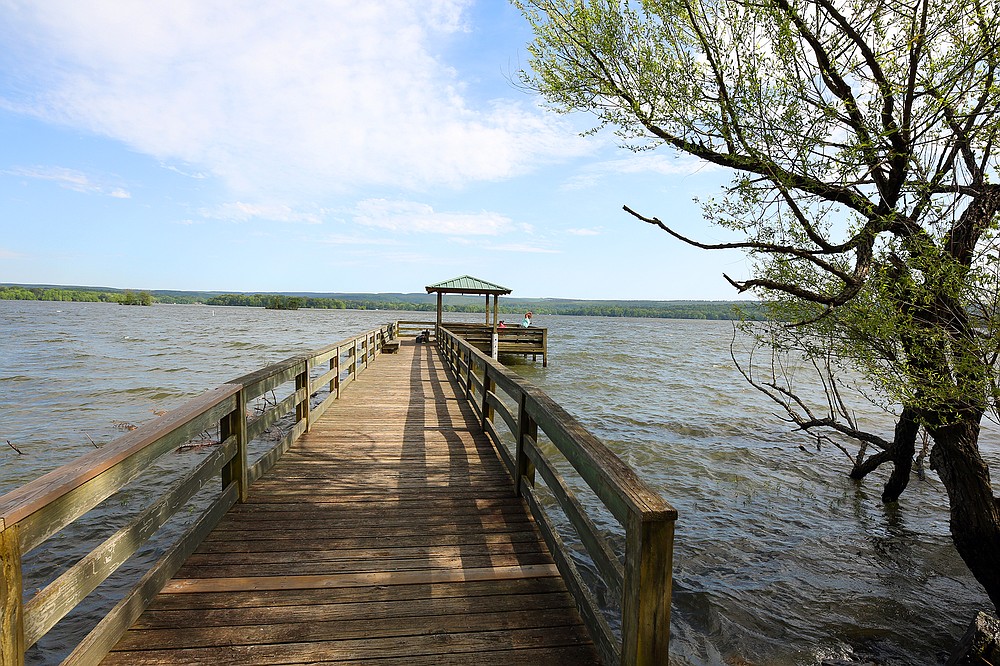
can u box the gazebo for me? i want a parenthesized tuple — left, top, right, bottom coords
(424, 275, 547, 366)
(425, 276, 512, 359)
(426, 275, 511, 329)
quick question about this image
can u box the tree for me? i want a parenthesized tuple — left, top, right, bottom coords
(516, 0, 1000, 610)
(118, 290, 153, 306)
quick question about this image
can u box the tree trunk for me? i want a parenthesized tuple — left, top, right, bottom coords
(881, 407, 919, 502)
(847, 407, 918, 502)
(929, 416, 1000, 613)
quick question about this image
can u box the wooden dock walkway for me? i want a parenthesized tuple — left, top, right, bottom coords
(98, 340, 599, 665)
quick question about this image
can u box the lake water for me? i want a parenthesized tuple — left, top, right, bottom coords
(1, 300, 995, 664)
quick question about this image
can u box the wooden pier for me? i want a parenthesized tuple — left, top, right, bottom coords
(1, 323, 675, 665)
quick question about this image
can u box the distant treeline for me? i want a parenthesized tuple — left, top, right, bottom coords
(1, 285, 760, 320)
(551, 303, 761, 320)
(0, 286, 153, 306)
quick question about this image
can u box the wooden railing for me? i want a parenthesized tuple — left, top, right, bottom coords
(0, 323, 397, 665)
(437, 327, 676, 665)
(396, 320, 435, 338)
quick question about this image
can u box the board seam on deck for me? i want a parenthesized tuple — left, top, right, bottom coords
(161, 563, 560, 593)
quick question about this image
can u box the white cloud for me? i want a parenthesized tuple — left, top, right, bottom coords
(567, 227, 601, 236)
(0, 248, 24, 259)
(161, 164, 209, 180)
(199, 201, 323, 224)
(562, 153, 719, 190)
(318, 233, 402, 247)
(3, 166, 131, 198)
(0, 1, 589, 196)
(605, 153, 719, 176)
(488, 243, 560, 254)
(353, 199, 512, 235)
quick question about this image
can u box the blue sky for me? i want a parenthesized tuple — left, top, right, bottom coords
(0, 1, 747, 300)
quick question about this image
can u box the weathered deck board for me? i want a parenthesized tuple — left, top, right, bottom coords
(100, 340, 599, 665)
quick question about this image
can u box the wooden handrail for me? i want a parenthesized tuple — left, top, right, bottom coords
(396, 320, 435, 337)
(0, 322, 397, 666)
(435, 327, 676, 666)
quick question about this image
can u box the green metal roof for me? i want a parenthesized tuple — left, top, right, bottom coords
(425, 275, 512, 295)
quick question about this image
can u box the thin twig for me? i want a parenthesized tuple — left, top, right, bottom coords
(7, 439, 23, 455)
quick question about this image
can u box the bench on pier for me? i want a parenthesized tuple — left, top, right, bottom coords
(381, 337, 400, 353)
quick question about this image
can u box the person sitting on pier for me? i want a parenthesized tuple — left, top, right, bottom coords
(498, 320, 506, 329)
(520, 312, 532, 328)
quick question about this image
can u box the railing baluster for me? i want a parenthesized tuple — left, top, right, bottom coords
(296, 359, 311, 431)
(1, 524, 24, 666)
(622, 513, 675, 665)
(465, 349, 474, 399)
(220, 388, 249, 502)
(330, 346, 340, 398)
(515, 392, 537, 493)
(481, 367, 494, 431)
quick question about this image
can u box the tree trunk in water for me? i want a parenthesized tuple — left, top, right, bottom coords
(848, 407, 918, 502)
(930, 417, 1000, 613)
(881, 407, 919, 503)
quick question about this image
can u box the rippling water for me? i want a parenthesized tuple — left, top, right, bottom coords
(1, 300, 995, 664)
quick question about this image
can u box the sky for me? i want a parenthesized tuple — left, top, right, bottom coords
(0, 0, 749, 301)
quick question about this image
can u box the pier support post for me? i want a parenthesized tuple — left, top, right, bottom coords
(515, 393, 537, 493)
(622, 513, 675, 665)
(436, 293, 443, 338)
(221, 389, 249, 503)
(296, 359, 312, 431)
(481, 371, 495, 431)
(335, 345, 343, 399)
(465, 349, 475, 400)
(1, 524, 25, 666)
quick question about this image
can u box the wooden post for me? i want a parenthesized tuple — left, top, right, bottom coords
(333, 346, 341, 399)
(1, 524, 25, 666)
(491, 294, 499, 360)
(465, 350, 474, 400)
(515, 392, 536, 494)
(296, 360, 311, 431)
(436, 293, 443, 338)
(329, 354, 337, 396)
(221, 389, 249, 502)
(481, 370, 495, 431)
(621, 513, 675, 665)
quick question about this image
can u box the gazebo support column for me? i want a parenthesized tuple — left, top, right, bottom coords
(436, 293, 443, 337)
(491, 294, 499, 360)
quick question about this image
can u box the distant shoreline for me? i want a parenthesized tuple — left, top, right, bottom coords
(0, 283, 761, 321)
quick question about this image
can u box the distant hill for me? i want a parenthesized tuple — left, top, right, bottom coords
(1, 283, 761, 320)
